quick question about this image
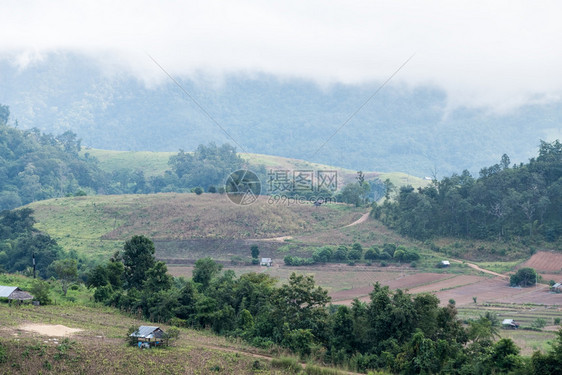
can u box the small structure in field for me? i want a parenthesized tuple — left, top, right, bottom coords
(260, 258, 273, 267)
(130, 326, 166, 348)
(438, 260, 450, 268)
(551, 283, 562, 293)
(0, 286, 34, 302)
(502, 319, 520, 329)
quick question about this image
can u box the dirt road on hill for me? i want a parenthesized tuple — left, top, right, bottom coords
(260, 211, 370, 242)
(343, 212, 370, 227)
(450, 259, 508, 278)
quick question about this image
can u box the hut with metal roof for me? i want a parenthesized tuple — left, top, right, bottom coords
(130, 326, 166, 348)
(502, 319, 519, 329)
(0, 286, 34, 302)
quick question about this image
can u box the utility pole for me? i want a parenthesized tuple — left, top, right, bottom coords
(32, 253, 36, 279)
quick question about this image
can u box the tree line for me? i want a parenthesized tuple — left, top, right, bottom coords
(373, 140, 562, 242)
(0, 104, 260, 210)
(283, 242, 420, 266)
(84, 235, 562, 374)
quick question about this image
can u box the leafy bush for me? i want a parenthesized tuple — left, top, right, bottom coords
(126, 325, 139, 346)
(284, 256, 315, 266)
(312, 247, 333, 263)
(510, 268, 537, 287)
(364, 248, 379, 260)
(271, 356, 301, 373)
(0, 343, 6, 364)
(531, 318, 546, 329)
(30, 279, 52, 305)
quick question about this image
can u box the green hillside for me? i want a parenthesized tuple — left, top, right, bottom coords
(28, 193, 364, 261)
(84, 148, 430, 189)
(82, 149, 176, 177)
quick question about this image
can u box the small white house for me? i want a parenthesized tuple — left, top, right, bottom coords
(260, 258, 273, 267)
(440, 260, 450, 267)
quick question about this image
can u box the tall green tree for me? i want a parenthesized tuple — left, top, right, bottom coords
(49, 258, 78, 296)
(122, 235, 156, 289)
(193, 257, 223, 290)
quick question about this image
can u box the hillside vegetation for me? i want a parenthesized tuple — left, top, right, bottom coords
(84, 147, 429, 189)
(376, 140, 562, 244)
(0, 303, 311, 375)
(29, 193, 364, 260)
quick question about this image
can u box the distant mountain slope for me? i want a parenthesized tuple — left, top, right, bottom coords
(83, 148, 429, 188)
(2, 53, 560, 176)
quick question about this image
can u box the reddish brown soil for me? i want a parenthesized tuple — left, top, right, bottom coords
(540, 274, 562, 282)
(407, 275, 487, 294)
(435, 277, 562, 306)
(331, 273, 452, 304)
(521, 251, 562, 272)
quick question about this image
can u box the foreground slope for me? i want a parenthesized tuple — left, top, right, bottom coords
(0, 304, 338, 375)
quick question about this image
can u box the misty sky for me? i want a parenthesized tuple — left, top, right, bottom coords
(1, 1, 561, 111)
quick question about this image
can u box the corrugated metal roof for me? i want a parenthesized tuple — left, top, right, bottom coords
(0, 286, 18, 298)
(130, 326, 162, 338)
(502, 319, 515, 325)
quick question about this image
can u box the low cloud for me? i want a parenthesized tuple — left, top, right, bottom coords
(2, 0, 562, 111)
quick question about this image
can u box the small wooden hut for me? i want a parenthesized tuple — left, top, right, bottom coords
(130, 326, 166, 348)
(0, 286, 34, 302)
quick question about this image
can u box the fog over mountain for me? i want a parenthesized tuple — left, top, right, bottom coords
(1, 53, 560, 177)
(2, 2, 562, 176)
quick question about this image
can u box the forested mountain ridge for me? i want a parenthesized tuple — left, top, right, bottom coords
(377, 140, 562, 242)
(0, 105, 105, 209)
(2, 53, 560, 176)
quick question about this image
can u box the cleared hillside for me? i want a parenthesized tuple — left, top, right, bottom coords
(28, 193, 364, 261)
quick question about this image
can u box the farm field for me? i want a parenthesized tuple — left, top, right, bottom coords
(0, 304, 334, 375)
(521, 251, 562, 273)
(168, 262, 562, 307)
(457, 303, 562, 355)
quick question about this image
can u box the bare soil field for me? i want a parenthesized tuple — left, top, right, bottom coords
(541, 274, 562, 282)
(17, 324, 83, 337)
(435, 277, 562, 306)
(521, 251, 562, 273)
(407, 275, 488, 294)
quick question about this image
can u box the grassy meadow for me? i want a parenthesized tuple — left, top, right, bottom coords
(83, 148, 429, 189)
(28, 193, 364, 262)
(0, 302, 347, 374)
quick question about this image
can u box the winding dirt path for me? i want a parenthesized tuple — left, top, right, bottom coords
(450, 259, 508, 278)
(343, 212, 370, 228)
(260, 212, 370, 242)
